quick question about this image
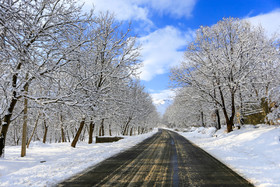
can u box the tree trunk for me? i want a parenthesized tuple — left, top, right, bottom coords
(215, 109, 221, 130)
(99, 125, 102, 136)
(129, 127, 133, 136)
(239, 91, 244, 125)
(0, 98, 18, 157)
(21, 73, 29, 157)
(213, 87, 221, 130)
(61, 126, 66, 142)
(101, 120, 105, 136)
(99, 119, 105, 136)
(222, 107, 233, 133)
(122, 117, 132, 136)
(109, 124, 112, 136)
(88, 121, 95, 144)
(60, 114, 66, 143)
(0, 133, 5, 158)
(218, 86, 233, 133)
(124, 127, 128, 136)
(229, 90, 236, 131)
(0, 63, 22, 157)
(27, 113, 41, 148)
(71, 117, 86, 148)
(101, 125, 104, 136)
(21, 112, 27, 157)
(13, 127, 16, 145)
(43, 118, 48, 144)
(201, 111, 205, 127)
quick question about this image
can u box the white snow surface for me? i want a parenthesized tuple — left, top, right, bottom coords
(0, 130, 157, 187)
(178, 125, 280, 187)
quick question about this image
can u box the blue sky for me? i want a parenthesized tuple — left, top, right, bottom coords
(82, 0, 280, 114)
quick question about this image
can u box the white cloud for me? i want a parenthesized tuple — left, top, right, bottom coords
(81, 0, 197, 22)
(150, 89, 175, 105)
(81, 0, 150, 22)
(150, 89, 176, 115)
(246, 9, 280, 37)
(138, 26, 194, 81)
(80, 1, 196, 82)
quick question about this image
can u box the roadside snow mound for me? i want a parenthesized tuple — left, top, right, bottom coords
(180, 125, 280, 187)
(191, 127, 217, 137)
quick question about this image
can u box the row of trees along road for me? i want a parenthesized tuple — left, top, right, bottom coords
(167, 18, 280, 132)
(0, 0, 159, 158)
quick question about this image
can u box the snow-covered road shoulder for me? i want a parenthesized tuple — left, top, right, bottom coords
(0, 129, 158, 187)
(179, 125, 280, 187)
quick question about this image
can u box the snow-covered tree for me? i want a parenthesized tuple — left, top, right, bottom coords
(170, 18, 279, 132)
(0, 0, 159, 157)
(115, 79, 157, 135)
(163, 87, 219, 129)
(0, 0, 93, 157)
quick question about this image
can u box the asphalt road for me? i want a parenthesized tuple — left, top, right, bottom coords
(58, 129, 254, 187)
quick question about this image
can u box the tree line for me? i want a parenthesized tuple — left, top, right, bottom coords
(165, 18, 280, 132)
(0, 0, 159, 157)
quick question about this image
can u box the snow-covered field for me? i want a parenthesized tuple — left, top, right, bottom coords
(0, 130, 157, 187)
(179, 125, 280, 187)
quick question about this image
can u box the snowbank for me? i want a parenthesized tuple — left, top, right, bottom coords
(179, 125, 280, 187)
(0, 130, 158, 187)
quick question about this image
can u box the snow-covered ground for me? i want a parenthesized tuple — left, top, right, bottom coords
(0, 130, 157, 187)
(179, 125, 280, 187)
(1, 126, 279, 187)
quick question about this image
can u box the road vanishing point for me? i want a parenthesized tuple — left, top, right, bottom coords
(58, 129, 254, 187)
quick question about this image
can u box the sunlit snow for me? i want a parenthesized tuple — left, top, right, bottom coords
(179, 125, 280, 187)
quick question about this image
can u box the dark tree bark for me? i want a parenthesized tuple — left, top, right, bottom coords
(141, 127, 145, 134)
(0, 93, 19, 157)
(129, 127, 133, 136)
(122, 117, 132, 136)
(60, 114, 66, 143)
(101, 124, 104, 137)
(88, 121, 95, 144)
(218, 86, 234, 133)
(109, 124, 112, 136)
(0, 133, 5, 157)
(215, 109, 221, 130)
(0, 63, 22, 157)
(71, 117, 86, 148)
(201, 111, 205, 127)
(43, 118, 48, 144)
(0, 102, 18, 156)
